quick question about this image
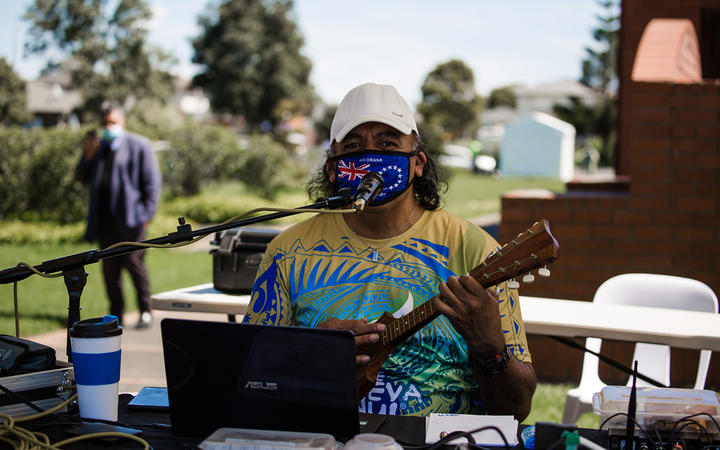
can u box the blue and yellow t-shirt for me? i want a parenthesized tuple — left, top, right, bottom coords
(243, 209, 531, 416)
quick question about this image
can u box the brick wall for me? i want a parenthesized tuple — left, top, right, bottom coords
(501, 80, 720, 386)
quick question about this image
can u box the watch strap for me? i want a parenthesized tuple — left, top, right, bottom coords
(471, 345, 511, 375)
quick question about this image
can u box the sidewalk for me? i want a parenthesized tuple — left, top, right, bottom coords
(28, 309, 232, 394)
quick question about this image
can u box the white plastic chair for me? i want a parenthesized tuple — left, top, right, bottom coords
(561, 273, 718, 424)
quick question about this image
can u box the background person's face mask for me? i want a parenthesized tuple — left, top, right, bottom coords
(102, 124, 123, 141)
(330, 149, 418, 206)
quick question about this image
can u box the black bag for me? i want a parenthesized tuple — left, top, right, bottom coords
(0, 335, 56, 376)
(210, 227, 281, 294)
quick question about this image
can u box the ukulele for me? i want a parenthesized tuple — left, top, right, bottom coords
(355, 219, 559, 398)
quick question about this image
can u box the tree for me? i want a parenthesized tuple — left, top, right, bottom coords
(555, 0, 619, 166)
(581, 0, 619, 94)
(191, 0, 313, 132)
(0, 58, 31, 126)
(417, 59, 482, 140)
(24, 0, 175, 121)
(487, 86, 517, 109)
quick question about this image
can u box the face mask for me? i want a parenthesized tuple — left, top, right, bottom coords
(102, 124, 123, 141)
(329, 149, 418, 206)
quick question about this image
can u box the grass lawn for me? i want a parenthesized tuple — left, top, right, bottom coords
(0, 172, 581, 425)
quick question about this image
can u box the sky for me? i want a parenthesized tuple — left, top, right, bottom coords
(0, 0, 611, 106)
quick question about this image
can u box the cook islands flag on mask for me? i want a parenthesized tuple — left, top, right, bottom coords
(331, 149, 417, 206)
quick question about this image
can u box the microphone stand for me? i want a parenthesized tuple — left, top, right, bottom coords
(0, 190, 353, 362)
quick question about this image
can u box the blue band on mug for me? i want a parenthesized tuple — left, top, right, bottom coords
(71, 350, 121, 385)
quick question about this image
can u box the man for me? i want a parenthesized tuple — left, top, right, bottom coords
(243, 83, 536, 420)
(75, 104, 161, 329)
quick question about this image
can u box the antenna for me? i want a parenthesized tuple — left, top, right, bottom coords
(625, 360, 638, 444)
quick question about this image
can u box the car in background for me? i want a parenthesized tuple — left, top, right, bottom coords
(439, 144, 497, 174)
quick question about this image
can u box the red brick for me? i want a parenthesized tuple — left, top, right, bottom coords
(611, 240, 654, 254)
(697, 154, 720, 168)
(675, 168, 716, 182)
(676, 138, 715, 152)
(634, 225, 673, 240)
(631, 182, 670, 195)
(634, 93, 672, 108)
(634, 124, 670, 137)
(674, 110, 719, 124)
(676, 196, 718, 213)
(628, 197, 669, 210)
(674, 226, 716, 242)
(670, 94, 697, 108)
(652, 241, 691, 254)
(698, 96, 720, 110)
(672, 125, 696, 137)
(651, 212, 693, 226)
(631, 255, 673, 270)
(593, 224, 632, 239)
(613, 210, 653, 224)
(552, 224, 592, 240)
(631, 107, 672, 122)
(501, 208, 534, 222)
(630, 137, 671, 151)
(692, 212, 720, 226)
(574, 209, 613, 224)
(674, 255, 717, 271)
(697, 126, 720, 138)
(634, 82, 674, 94)
(631, 152, 671, 166)
(691, 242, 720, 256)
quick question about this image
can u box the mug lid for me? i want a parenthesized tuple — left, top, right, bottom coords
(69, 315, 123, 338)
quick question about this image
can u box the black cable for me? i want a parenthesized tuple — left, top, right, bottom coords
(427, 426, 511, 450)
(599, 411, 655, 444)
(0, 381, 44, 413)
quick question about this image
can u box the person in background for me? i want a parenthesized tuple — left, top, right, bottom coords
(243, 83, 536, 420)
(75, 104, 161, 329)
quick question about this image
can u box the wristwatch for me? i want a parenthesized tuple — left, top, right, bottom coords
(471, 346, 511, 375)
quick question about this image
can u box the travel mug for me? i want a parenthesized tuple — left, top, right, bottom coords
(69, 315, 123, 421)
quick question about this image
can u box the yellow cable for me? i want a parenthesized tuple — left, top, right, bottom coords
(105, 205, 357, 251)
(14, 393, 77, 423)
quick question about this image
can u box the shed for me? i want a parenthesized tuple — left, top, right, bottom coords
(498, 112, 576, 181)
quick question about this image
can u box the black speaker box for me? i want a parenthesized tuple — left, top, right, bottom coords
(210, 227, 280, 294)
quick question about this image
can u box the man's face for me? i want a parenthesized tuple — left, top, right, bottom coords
(326, 122, 426, 182)
(101, 110, 125, 130)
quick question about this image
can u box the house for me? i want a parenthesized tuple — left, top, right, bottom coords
(25, 71, 81, 128)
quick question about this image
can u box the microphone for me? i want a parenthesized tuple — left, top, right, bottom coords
(352, 172, 384, 211)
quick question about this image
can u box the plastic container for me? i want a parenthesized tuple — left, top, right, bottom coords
(345, 433, 402, 450)
(198, 428, 340, 450)
(592, 386, 720, 435)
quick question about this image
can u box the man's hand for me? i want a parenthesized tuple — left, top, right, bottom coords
(433, 275, 506, 360)
(317, 317, 385, 365)
(82, 133, 100, 160)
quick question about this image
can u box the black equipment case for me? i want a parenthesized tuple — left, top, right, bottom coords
(210, 227, 281, 294)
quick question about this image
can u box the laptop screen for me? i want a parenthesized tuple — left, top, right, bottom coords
(160, 318, 360, 441)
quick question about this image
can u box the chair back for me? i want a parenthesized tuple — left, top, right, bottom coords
(593, 273, 718, 388)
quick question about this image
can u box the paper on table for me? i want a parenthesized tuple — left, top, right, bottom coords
(425, 413, 518, 446)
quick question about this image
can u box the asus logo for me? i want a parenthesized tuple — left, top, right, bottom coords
(244, 381, 278, 391)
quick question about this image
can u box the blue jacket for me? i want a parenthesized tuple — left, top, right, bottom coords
(75, 132, 162, 242)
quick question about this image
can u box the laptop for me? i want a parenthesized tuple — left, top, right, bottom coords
(160, 318, 360, 441)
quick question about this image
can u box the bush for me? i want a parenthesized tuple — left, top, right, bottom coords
(0, 127, 89, 224)
(160, 122, 243, 197)
(233, 134, 307, 199)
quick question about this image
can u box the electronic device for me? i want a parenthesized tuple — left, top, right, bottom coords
(160, 319, 360, 441)
(127, 386, 169, 411)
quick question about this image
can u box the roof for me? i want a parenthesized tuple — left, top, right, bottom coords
(26, 71, 82, 114)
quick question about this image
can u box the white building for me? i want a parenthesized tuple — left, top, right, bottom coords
(499, 112, 576, 181)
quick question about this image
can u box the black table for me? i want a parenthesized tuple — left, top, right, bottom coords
(21, 394, 608, 449)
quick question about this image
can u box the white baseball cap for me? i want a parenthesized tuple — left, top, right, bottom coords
(330, 83, 418, 143)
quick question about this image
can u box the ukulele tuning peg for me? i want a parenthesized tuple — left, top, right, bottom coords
(538, 266, 551, 277)
(522, 273, 535, 283)
(508, 279, 520, 289)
